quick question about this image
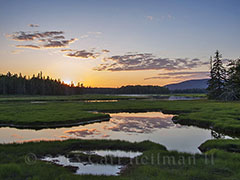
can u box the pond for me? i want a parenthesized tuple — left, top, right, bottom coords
(71, 150, 142, 158)
(0, 112, 231, 154)
(41, 155, 124, 176)
(167, 96, 202, 100)
(29, 95, 204, 104)
(112, 94, 204, 101)
(41, 150, 142, 176)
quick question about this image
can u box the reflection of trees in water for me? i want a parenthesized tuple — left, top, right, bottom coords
(211, 130, 225, 139)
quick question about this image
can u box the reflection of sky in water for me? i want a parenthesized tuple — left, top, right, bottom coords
(41, 155, 123, 176)
(0, 112, 231, 153)
(84, 100, 118, 103)
(72, 150, 142, 158)
(104, 114, 178, 133)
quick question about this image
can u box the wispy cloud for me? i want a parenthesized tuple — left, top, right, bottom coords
(80, 34, 89, 39)
(29, 24, 39, 28)
(11, 31, 64, 41)
(94, 53, 208, 71)
(43, 38, 77, 48)
(65, 128, 100, 137)
(8, 30, 77, 49)
(7, 27, 109, 60)
(102, 49, 110, 53)
(11, 49, 24, 54)
(146, 14, 175, 22)
(144, 71, 210, 80)
(157, 71, 210, 76)
(65, 50, 100, 59)
(146, 16, 153, 21)
(60, 49, 74, 52)
(53, 35, 65, 39)
(16, 44, 40, 49)
(62, 48, 109, 59)
(88, 31, 102, 35)
(79, 31, 102, 39)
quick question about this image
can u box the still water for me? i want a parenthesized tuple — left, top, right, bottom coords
(72, 150, 142, 158)
(41, 155, 123, 176)
(0, 112, 231, 153)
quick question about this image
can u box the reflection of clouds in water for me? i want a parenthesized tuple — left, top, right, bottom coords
(16, 139, 57, 143)
(65, 128, 101, 137)
(102, 134, 110, 138)
(105, 116, 179, 134)
(59, 135, 68, 139)
(64, 113, 179, 138)
(11, 134, 23, 139)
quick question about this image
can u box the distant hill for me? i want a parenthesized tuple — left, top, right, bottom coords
(165, 79, 209, 90)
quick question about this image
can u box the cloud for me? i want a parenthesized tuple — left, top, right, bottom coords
(61, 49, 74, 52)
(94, 53, 208, 71)
(11, 31, 64, 41)
(104, 114, 176, 134)
(43, 38, 77, 48)
(167, 14, 173, 19)
(146, 14, 175, 22)
(65, 50, 100, 59)
(53, 35, 65, 39)
(65, 128, 100, 137)
(80, 34, 89, 38)
(29, 24, 39, 27)
(158, 71, 209, 76)
(16, 45, 40, 49)
(11, 134, 23, 139)
(11, 49, 24, 54)
(78, 31, 102, 39)
(8, 30, 77, 49)
(144, 71, 210, 80)
(102, 49, 110, 53)
(146, 16, 153, 21)
(88, 31, 102, 35)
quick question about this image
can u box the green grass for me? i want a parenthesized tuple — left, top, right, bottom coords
(171, 93, 207, 98)
(199, 139, 240, 153)
(76, 99, 240, 136)
(1, 139, 240, 180)
(0, 99, 240, 135)
(1, 96, 240, 179)
(0, 102, 110, 128)
(0, 94, 146, 102)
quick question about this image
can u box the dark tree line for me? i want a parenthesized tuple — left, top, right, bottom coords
(117, 85, 170, 94)
(0, 72, 171, 95)
(82, 85, 170, 94)
(0, 72, 83, 95)
(171, 88, 207, 94)
(208, 50, 240, 100)
(1, 71, 209, 96)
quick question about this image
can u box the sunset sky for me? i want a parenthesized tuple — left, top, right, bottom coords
(0, 0, 239, 87)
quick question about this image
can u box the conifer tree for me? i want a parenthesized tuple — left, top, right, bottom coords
(224, 58, 240, 100)
(207, 50, 226, 99)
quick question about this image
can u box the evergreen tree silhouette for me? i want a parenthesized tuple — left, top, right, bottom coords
(207, 50, 226, 99)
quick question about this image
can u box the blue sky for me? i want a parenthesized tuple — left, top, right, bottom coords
(0, 0, 239, 87)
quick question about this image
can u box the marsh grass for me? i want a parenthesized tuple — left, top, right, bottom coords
(1, 96, 240, 179)
(0, 94, 145, 102)
(1, 98, 240, 135)
(1, 139, 240, 179)
(199, 139, 240, 153)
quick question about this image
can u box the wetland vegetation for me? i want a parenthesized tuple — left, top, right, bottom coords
(0, 94, 239, 179)
(0, 97, 240, 135)
(1, 139, 240, 179)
